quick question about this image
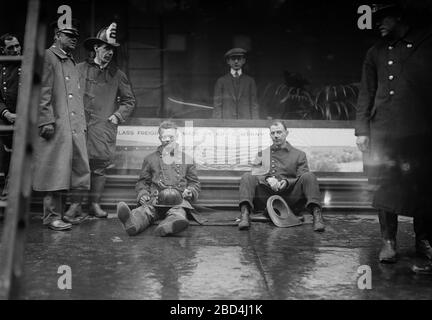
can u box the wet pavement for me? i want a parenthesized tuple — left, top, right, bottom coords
(1, 212, 432, 299)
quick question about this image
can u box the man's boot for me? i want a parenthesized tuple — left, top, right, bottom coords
(414, 216, 432, 261)
(89, 175, 108, 218)
(43, 192, 72, 231)
(378, 210, 398, 263)
(155, 208, 189, 237)
(238, 203, 251, 230)
(311, 205, 325, 232)
(117, 202, 155, 236)
(63, 192, 86, 225)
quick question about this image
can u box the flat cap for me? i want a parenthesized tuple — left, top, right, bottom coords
(224, 47, 247, 59)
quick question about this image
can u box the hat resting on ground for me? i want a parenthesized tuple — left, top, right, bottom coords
(266, 195, 302, 228)
(84, 22, 120, 51)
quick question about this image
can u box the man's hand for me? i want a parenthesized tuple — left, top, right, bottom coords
(39, 124, 55, 140)
(4, 111, 16, 124)
(139, 194, 151, 205)
(108, 114, 119, 125)
(356, 136, 369, 152)
(266, 176, 280, 192)
(278, 179, 288, 191)
(182, 188, 193, 200)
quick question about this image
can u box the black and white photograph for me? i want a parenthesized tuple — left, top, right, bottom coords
(1, 0, 432, 305)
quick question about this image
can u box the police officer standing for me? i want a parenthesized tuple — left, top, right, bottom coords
(33, 20, 91, 231)
(356, 4, 432, 268)
(0, 33, 21, 200)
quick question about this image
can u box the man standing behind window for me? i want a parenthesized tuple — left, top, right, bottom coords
(213, 48, 259, 119)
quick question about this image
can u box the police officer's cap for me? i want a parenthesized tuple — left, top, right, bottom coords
(50, 18, 80, 37)
(372, 3, 403, 21)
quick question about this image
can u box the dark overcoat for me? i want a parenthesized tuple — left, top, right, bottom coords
(213, 73, 259, 119)
(77, 59, 135, 162)
(135, 144, 201, 209)
(33, 45, 90, 191)
(355, 26, 432, 216)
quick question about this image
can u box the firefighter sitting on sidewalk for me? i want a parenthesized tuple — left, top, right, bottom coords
(117, 120, 201, 236)
(237, 120, 325, 232)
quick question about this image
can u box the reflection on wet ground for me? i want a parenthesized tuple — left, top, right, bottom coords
(1, 213, 432, 299)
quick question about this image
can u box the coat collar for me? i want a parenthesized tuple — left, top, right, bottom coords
(270, 141, 292, 151)
(156, 143, 181, 156)
(85, 58, 118, 77)
(387, 26, 432, 47)
(49, 45, 76, 63)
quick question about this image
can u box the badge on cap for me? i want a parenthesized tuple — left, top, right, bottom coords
(106, 22, 117, 45)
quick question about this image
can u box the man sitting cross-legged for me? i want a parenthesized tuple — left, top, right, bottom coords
(238, 121, 325, 232)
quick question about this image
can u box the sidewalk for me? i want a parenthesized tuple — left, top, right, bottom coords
(2, 213, 432, 299)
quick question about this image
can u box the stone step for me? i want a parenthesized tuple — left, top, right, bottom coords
(29, 174, 374, 212)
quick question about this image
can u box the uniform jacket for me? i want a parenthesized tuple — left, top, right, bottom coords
(33, 45, 90, 191)
(355, 26, 432, 215)
(213, 73, 259, 119)
(0, 62, 20, 125)
(77, 59, 135, 161)
(251, 141, 310, 188)
(135, 144, 201, 209)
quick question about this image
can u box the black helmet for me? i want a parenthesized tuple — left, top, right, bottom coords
(154, 187, 193, 209)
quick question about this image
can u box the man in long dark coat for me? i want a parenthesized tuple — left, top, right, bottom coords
(63, 23, 135, 221)
(213, 48, 259, 119)
(356, 4, 432, 267)
(33, 22, 90, 231)
(0, 34, 21, 200)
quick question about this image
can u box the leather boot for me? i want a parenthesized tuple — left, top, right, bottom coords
(63, 203, 86, 225)
(43, 192, 72, 231)
(89, 175, 108, 218)
(90, 203, 108, 218)
(155, 209, 189, 237)
(311, 205, 325, 232)
(117, 202, 154, 236)
(238, 203, 251, 230)
(378, 210, 398, 263)
(414, 216, 432, 261)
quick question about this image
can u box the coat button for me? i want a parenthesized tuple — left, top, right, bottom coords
(388, 60, 394, 65)
(389, 90, 395, 96)
(388, 75, 394, 80)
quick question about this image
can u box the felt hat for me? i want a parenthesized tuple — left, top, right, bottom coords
(266, 195, 302, 228)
